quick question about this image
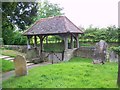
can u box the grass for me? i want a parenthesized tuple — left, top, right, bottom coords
(0, 48, 22, 72)
(1, 48, 25, 57)
(43, 42, 92, 52)
(1, 59, 14, 72)
(2, 57, 118, 88)
(43, 43, 64, 52)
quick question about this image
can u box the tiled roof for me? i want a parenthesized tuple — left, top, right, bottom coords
(23, 16, 84, 35)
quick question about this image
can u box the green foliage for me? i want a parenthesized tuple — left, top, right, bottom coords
(110, 46, 120, 55)
(44, 42, 64, 52)
(2, 29, 27, 45)
(2, 2, 38, 44)
(2, 2, 38, 30)
(36, 0, 64, 19)
(80, 26, 118, 43)
(1, 59, 14, 72)
(2, 1, 64, 45)
(2, 57, 118, 88)
(11, 31, 27, 45)
(2, 18, 15, 45)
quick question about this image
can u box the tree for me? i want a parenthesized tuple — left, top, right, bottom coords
(34, 0, 64, 44)
(81, 26, 118, 43)
(37, 0, 64, 19)
(2, 2, 38, 30)
(117, 51, 120, 87)
(117, 28, 120, 87)
(2, 1, 64, 45)
(2, 2, 38, 44)
(106, 26, 118, 42)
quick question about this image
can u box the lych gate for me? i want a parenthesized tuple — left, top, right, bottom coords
(23, 16, 84, 63)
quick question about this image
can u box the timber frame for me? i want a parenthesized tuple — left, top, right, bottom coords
(23, 16, 84, 61)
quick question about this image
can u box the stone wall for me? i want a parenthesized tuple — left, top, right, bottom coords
(43, 47, 95, 63)
(73, 46, 95, 58)
(1, 45, 95, 61)
(2, 45, 118, 63)
(109, 50, 118, 62)
(63, 48, 77, 61)
(1, 45, 28, 53)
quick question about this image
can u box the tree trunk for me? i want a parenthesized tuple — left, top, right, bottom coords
(117, 54, 120, 87)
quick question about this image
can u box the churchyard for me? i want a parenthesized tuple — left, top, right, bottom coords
(2, 57, 118, 88)
(1, 1, 120, 89)
(1, 16, 119, 88)
(1, 38, 119, 88)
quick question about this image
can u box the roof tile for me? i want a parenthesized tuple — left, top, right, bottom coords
(23, 16, 84, 35)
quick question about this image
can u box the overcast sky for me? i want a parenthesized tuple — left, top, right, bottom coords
(48, 0, 119, 28)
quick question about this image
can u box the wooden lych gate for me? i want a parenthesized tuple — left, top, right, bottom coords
(23, 16, 84, 63)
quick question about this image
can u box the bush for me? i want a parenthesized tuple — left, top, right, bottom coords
(110, 46, 120, 55)
(81, 26, 118, 43)
(11, 31, 27, 45)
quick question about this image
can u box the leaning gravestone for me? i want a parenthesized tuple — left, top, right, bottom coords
(14, 55, 27, 76)
(93, 40, 108, 64)
(109, 51, 118, 62)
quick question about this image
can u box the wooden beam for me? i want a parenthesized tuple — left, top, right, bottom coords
(70, 34, 74, 49)
(27, 36, 32, 50)
(37, 35, 44, 62)
(76, 34, 79, 48)
(64, 36, 68, 51)
(38, 35, 43, 54)
(34, 36, 37, 48)
(46, 36, 48, 44)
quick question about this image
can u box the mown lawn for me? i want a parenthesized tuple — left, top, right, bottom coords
(1, 59, 14, 72)
(43, 43, 64, 52)
(2, 57, 118, 88)
(1, 48, 25, 57)
(43, 42, 92, 52)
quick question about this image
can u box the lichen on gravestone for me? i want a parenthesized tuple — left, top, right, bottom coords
(14, 55, 27, 76)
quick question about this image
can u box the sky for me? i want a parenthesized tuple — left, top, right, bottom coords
(47, 0, 119, 28)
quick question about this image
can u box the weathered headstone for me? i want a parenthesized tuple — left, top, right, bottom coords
(93, 40, 108, 64)
(109, 51, 118, 62)
(14, 55, 27, 76)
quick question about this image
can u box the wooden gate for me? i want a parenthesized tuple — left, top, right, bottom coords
(43, 51, 64, 64)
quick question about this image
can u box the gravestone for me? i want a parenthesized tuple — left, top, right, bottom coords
(93, 40, 108, 64)
(109, 51, 118, 62)
(14, 55, 27, 76)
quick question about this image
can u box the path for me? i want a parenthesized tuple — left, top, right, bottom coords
(2, 62, 51, 81)
(1, 55, 52, 81)
(0, 55, 14, 61)
(0, 55, 34, 66)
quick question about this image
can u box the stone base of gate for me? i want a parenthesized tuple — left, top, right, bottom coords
(43, 48, 77, 63)
(63, 48, 77, 61)
(26, 48, 78, 63)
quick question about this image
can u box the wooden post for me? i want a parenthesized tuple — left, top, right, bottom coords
(62, 51, 64, 61)
(76, 34, 79, 48)
(27, 36, 31, 50)
(46, 36, 48, 44)
(34, 36, 37, 48)
(64, 36, 68, 51)
(70, 34, 74, 49)
(39, 35, 43, 56)
(51, 51, 54, 64)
